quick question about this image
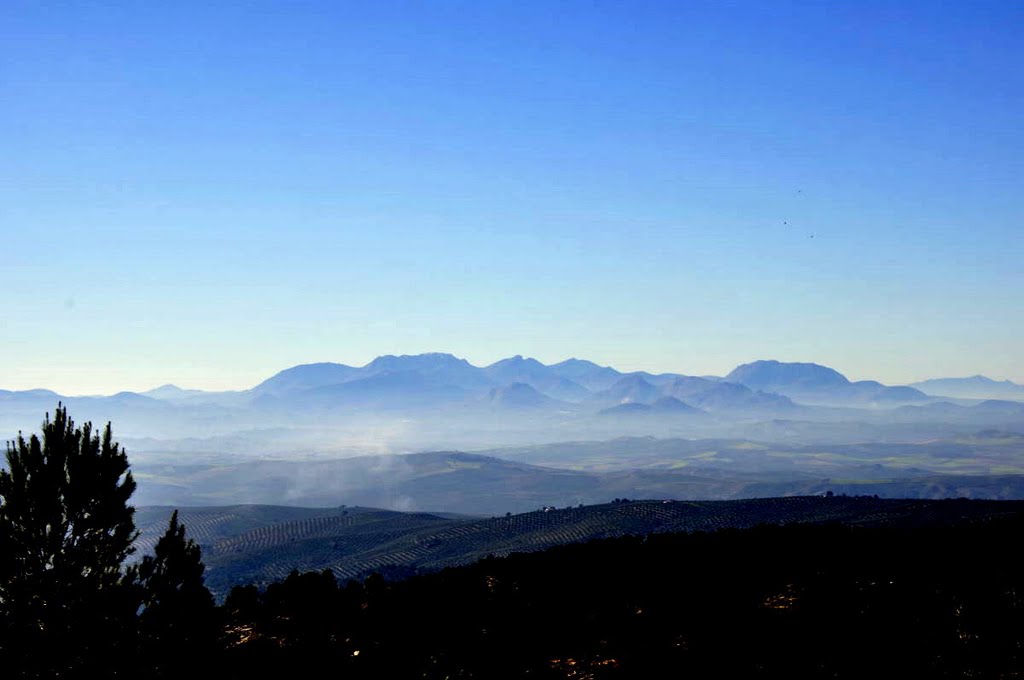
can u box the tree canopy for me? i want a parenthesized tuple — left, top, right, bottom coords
(0, 404, 214, 678)
(134, 510, 218, 677)
(1, 404, 139, 675)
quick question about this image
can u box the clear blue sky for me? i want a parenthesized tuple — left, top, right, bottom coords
(2, 1, 1021, 394)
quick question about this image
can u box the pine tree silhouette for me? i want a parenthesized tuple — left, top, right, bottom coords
(0, 404, 139, 677)
(134, 509, 218, 676)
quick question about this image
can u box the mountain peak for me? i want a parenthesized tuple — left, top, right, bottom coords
(368, 352, 467, 365)
(365, 353, 476, 373)
(725, 360, 931, 406)
(488, 355, 545, 368)
(487, 382, 553, 408)
(909, 375, 1024, 401)
(141, 383, 200, 399)
(726, 360, 850, 389)
(252, 362, 359, 396)
(598, 374, 660, 404)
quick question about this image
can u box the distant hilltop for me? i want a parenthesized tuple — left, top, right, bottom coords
(910, 375, 1024, 401)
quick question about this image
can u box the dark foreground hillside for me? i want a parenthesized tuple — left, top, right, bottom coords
(218, 509, 1024, 679)
(137, 496, 1024, 598)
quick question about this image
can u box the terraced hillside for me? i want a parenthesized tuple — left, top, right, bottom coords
(133, 505, 353, 555)
(136, 496, 1024, 598)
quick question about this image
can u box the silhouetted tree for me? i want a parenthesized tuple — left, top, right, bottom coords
(134, 510, 217, 677)
(0, 404, 139, 677)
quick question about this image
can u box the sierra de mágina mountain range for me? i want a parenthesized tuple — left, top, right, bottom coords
(3, 354, 1022, 431)
(3, 353, 1023, 513)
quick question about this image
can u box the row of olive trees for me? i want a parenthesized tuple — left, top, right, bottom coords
(0, 405, 216, 678)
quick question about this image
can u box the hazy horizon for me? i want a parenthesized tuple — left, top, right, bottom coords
(2, 350, 1020, 398)
(3, 2, 1021, 394)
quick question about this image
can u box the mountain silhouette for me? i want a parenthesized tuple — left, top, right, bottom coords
(726, 360, 927, 406)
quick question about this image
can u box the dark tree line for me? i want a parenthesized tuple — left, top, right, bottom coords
(214, 515, 1024, 680)
(223, 520, 1021, 679)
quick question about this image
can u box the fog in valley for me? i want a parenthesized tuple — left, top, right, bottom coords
(5, 353, 1022, 514)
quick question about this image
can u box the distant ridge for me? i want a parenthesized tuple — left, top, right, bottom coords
(487, 382, 557, 409)
(911, 376, 1024, 402)
(6, 354, 1012, 439)
(727, 360, 848, 389)
(661, 376, 794, 412)
(727, 360, 929, 406)
(484, 356, 591, 401)
(599, 396, 703, 417)
(549, 358, 623, 391)
(252, 362, 359, 396)
(141, 384, 201, 399)
(595, 374, 662, 405)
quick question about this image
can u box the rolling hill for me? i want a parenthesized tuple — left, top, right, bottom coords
(135, 496, 1024, 598)
(128, 430, 1024, 515)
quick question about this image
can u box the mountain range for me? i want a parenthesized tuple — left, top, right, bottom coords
(184, 354, 941, 412)
(2, 355, 1023, 456)
(7, 355, 1018, 414)
(5, 356, 1024, 525)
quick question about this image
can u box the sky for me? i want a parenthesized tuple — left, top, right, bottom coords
(1, 1, 1022, 394)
